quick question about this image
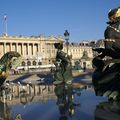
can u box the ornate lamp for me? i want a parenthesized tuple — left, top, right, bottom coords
(64, 30, 70, 54)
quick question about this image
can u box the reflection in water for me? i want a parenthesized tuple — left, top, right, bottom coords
(0, 83, 56, 105)
(15, 114, 23, 120)
(0, 83, 56, 120)
(54, 83, 81, 120)
(95, 101, 120, 120)
(0, 101, 12, 120)
(0, 82, 92, 120)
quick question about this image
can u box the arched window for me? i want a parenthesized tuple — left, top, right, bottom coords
(22, 61, 26, 66)
(33, 61, 37, 65)
(38, 61, 42, 65)
(27, 61, 31, 66)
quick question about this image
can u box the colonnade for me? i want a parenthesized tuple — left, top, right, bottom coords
(0, 42, 39, 58)
(0, 84, 56, 104)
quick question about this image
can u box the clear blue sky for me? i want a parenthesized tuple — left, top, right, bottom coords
(0, 0, 120, 42)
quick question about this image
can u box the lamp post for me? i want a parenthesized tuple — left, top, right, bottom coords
(4, 15, 8, 36)
(64, 30, 70, 55)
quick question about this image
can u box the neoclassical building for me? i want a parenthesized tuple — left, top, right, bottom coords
(63, 42, 93, 68)
(0, 35, 93, 69)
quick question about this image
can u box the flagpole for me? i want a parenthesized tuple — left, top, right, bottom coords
(4, 15, 8, 36)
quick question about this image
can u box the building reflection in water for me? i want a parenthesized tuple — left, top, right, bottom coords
(0, 83, 56, 120)
(0, 82, 92, 120)
(95, 101, 120, 120)
(0, 101, 12, 120)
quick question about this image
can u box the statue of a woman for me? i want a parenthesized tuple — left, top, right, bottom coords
(92, 6, 120, 100)
(104, 6, 120, 51)
(53, 42, 73, 84)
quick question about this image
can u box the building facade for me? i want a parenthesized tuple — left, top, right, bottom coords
(0, 35, 93, 69)
(64, 42, 93, 68)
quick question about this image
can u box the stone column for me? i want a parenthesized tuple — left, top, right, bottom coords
(10, 43, 12, 51)
(38, 43, 41, 53)
(32, 43, 35, 56)
(27, 43, 29, 55)
(16, 43, 18, 52)
(29, 43, 33, 56)
(4, 42, 6, 54)
(22, 43, 24, 56)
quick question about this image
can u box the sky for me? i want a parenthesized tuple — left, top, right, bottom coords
(0, 0, 120, 42)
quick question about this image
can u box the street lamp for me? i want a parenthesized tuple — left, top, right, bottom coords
(64, 30, 70, 55)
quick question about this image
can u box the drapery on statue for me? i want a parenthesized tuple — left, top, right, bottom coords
(92, 6, 120, 101)
(53, 42, 73, 84)
(0, 51, 21, 86)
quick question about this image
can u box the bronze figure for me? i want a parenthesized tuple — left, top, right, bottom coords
(92, 6, 120, 101)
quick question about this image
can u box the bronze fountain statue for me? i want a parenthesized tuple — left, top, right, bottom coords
(53, 42, 73, 85)
(92, 6, 120, 101)
(0, 51, 21, 86)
